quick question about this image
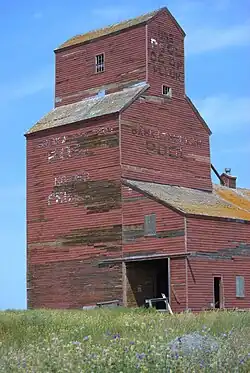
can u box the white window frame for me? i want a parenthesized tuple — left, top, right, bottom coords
(95, 53, 105, 73)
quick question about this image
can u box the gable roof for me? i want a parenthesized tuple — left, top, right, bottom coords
(56, 7, 185, 51)
(123, 179, 250, 221)
(57, 9, 159, 50)
(26, 83, 148, 135)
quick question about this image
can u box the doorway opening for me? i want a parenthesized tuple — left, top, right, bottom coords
(126, 258, 169, 308)
(155, 259, 169, 309)
(213, 277, 222, 309)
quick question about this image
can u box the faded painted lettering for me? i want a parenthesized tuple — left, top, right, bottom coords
(38, 126, 116, 149)
(48, 191, 82, 206)
(131, 124, 202, 147)
(48, 145, 92, 163)
(54, 173, 89, 186)
(150, 30, 184, 82)
(146, 140, 183, 159)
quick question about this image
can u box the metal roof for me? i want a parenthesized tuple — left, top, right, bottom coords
(57, 9, 159, 50)
(123, 179, 250, 221)
(26, 83, 148, 135)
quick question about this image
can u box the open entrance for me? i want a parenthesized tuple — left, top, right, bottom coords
(213, 277, 222, 309)
(126, 259, 169, 309)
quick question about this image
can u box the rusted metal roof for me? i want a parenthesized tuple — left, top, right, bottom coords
(26, 83, 149, 135)
(57, 9, 159, 50)
(124, 180, 250, 221)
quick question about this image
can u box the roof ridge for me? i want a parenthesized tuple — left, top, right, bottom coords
(56, 8, 164, 50)
(25, 83, 149, 135)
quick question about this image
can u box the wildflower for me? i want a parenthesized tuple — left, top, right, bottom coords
(72, 341, 81, 346)
(113, 333, 120, 339)
(83, 336, 89, 341)
(129, 341, 135, 345)
(136, 352, 146, 360)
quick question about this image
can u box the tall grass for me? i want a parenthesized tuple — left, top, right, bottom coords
(0, 308, 250, 372)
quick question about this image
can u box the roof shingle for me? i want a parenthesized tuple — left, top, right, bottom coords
(124, 179, 250, 221)
(26, 83, 148, 135)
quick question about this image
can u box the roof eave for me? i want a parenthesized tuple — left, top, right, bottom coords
(24, 111, 119, 137)
(185, 96, 212, 135)
(25, 84, 149, 136)
(54, 21, 149, 53)
(122, 178, 186, 216)
(157, 7, 186, 37)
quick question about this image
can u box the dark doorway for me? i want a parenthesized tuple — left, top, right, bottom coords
(213, 277, 221, 309)
(155, 259, 169, 309)
(126, 259, 169, 308)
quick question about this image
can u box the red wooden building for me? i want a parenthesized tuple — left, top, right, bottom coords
(26, 7, 250, 311)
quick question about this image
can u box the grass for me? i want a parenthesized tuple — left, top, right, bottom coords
(0, 308, 250, 372)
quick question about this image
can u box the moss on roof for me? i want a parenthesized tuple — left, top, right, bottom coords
(56, 9, 160, 50)
(124, 180, 250, 221)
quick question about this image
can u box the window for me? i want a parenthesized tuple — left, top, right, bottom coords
(95, 53, 105, 73)
(236, 276, 245, 298)
(162, 85, 172, 98)
(144, 214, 156, 236)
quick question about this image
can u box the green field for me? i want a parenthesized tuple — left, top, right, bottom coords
(0, 308, 250, 372)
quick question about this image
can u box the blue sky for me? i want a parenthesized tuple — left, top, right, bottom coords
(0, 0, 249, 310)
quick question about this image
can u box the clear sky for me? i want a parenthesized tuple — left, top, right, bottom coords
(0, 0, 249, 310)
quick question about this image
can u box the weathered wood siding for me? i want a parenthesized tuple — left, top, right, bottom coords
(55, 26, 146, 106)
(187, 257, 250, 311)
(147, 9, 185, 99)
(120, 95, 212, 190)
(187, 217, 250, 253)
(27, 116, 123, 308)
(122, 185, 185, 256)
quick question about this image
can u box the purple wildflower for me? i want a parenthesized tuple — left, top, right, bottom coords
(83, 336, 89, 341)
(113, 333, 120, 339)
(130, 341, 135, 345)
(136, 352, 146, 360)
(72, 341, 81, 345)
